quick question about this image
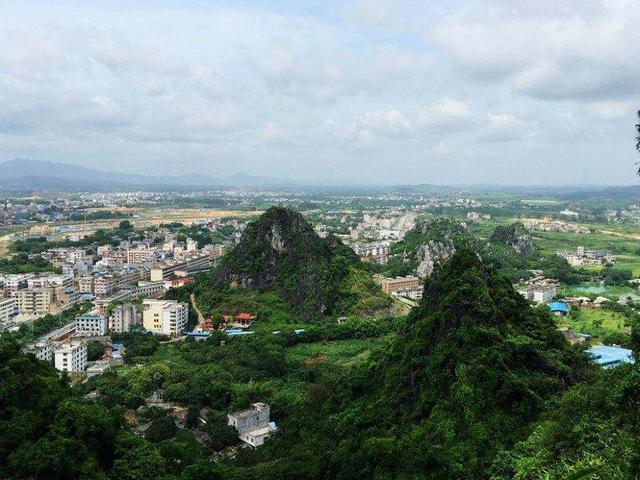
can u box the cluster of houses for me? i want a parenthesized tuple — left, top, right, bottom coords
(522, 219, 589, 233)
(24, 298, 188, 374)
(557, 246, 615, 267)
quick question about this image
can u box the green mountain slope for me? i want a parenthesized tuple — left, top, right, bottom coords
(211, 206, 389, 322)
(326, 249, 590, 479)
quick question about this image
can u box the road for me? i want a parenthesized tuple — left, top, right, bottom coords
(190, 292, 206, 332)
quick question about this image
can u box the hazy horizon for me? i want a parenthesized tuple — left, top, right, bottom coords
(1, 1, 639, 186)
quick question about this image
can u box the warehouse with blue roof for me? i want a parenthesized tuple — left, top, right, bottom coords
(586, 345, 634, 368)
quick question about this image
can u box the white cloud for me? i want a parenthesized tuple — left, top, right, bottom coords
(419, 98, 471, 130)
(479, 113, 527, 143)
(351, 110, 412, 139)
(433, 0, 640, 101)
(0, 0, 636, 184)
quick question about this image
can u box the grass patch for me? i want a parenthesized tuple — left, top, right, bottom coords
(285, 337, 387, 367)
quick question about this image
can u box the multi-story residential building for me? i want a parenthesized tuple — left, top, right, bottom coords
(110, 304, 140, 333)
(27, 341, 53, 362)
(54, 342, 87, 372)
(27, 274, 73, 290)
(186, 238, 198, 252)
(0, 273, 33, 296)
(134, 281, 165, 299)
(77, 276, 94, 294)
(142, 299, 188, 336)
(212, 244, 225, 258)
(13, 288, 54, 315)
(75, 314, 109, 336)
(376, 276, 420, 295)
(94, 275, 115, 297)
(0, 297, 18, 328)
(97, 245, 112, 257)
(149, 254, 211, 281)
(126, 247, 153, 264)
(95, 290, 133, 315)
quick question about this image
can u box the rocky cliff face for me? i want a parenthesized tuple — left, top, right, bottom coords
(398, 218, 478, 278)
(490, 222, 537, 256)
(213, 207, 358, 321)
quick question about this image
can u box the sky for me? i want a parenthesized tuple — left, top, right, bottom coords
(0, 0, 639, 186)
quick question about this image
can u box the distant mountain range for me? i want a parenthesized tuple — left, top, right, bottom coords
(0, 159, 296, 190)
(0, 158, 637, 195)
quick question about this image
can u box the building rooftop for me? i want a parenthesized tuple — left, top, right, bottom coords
(548, 301, 569, 313)
(586, 345, 634, 368)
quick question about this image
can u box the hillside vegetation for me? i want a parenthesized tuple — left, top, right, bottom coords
(206, 206, 391, 322)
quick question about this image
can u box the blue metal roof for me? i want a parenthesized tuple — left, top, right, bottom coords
(548, 301, 569, 313)
(586, 345, 634, 368)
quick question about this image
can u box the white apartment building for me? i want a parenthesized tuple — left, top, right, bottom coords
(75, 314, 109, 336)
(186, 238, 198, 252)
(0, 297, 18, 328)
(27, 341, 53, 362)
(54, 342, 87, 372)
(142, 299, 188, 336)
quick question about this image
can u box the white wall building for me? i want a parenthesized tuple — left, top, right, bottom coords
(227, 403, 276, 447)
(54, 342, 87, 372)
(75, 314, 109, 336)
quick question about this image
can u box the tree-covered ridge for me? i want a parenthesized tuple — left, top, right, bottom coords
(211, 206, 368, 321)
(325, 249, 591, 479)
(492, 363, 640, 479)
(0, 337, 122, 479)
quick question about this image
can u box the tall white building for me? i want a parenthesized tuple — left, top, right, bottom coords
(142, 299, 188, 336)
(54, 342, 87, 372)
(75, 314, 109, 336)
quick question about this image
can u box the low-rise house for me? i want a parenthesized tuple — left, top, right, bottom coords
(227, 403, 277, 447)
(548, 301, 570, 316)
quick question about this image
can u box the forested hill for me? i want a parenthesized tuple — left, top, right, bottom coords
(211, 206, 361, 321)
(325, 248, 591, 479)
